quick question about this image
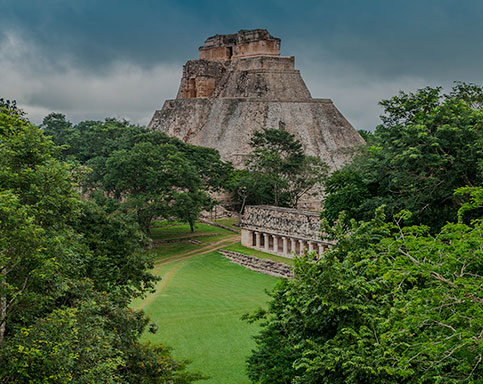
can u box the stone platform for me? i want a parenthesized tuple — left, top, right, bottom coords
(239, 205, 333, 258)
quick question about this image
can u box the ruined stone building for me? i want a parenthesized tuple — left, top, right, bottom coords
(240, 205, 333, 258)
(148, 29, 364, 170)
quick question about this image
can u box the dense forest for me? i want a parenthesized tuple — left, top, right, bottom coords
(0, 101, 206, 383)
(0, 82, 481, 383)
(246, 84, 482, 383)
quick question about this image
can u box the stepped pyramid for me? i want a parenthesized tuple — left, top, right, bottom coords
(148, 29, 364, 169)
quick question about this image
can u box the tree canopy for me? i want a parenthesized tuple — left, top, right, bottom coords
(0, 105, 203, 383)
(247, 199, 482, 383)
(231, 128, 328, 210)
(323, 83, 483, 232)
(247, 83, 483, 383)
(41, 114, 232, 233)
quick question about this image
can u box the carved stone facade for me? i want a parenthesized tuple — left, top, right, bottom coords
(148, 29, 365, 173)
(239, 205, 332, 258)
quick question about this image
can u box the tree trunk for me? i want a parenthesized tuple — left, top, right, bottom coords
(145, 221, 151, 238)
(189, 220, 194, 233)
(0, 272, 6, 345)
(239, 195, 247, 222)
(0, 296, 5, 345)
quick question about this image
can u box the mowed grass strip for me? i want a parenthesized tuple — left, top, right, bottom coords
(151, 221, 233, 241)
(213, 217, 239, 229)
(149, 222, 237, 263)
(139, 251, 278, 384)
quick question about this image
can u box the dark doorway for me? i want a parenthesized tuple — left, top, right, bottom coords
(188, 78, 196, 98)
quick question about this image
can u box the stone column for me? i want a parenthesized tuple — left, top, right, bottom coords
(290, 238, 296, 256)
(273, 235, 278, 253)
(263, 233, 270, 251)
(318, 243, 324, 256)
(308, 241, 314, 253)
(255, 232, 261, 248)
(299, 240, 304, 255)
(282, 237, 288, 255)
(241, 229, 252, 248)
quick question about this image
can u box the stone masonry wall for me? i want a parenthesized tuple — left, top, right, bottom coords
(220, 250, 293, 278)
(149, 29, 365, 191)
(240, 205, 323, 240)
(177, 60, 226, 99)
(199, 29, 281, 61)
(149, 98, 362, 170)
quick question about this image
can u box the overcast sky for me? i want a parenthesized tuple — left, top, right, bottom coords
(1, 0, 482, 130)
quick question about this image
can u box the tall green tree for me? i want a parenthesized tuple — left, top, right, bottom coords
(0, 104, 203, 383)
(0, 109, 80, 343)
(232, 128, 328, 208)
(323, 83, 483, 231)
(247, 200, 482, 384)
(230, 169, 275, 215)
(41, 115, 232, 194)
(103, 142, 210, 234)
(42, 115, 232, 231)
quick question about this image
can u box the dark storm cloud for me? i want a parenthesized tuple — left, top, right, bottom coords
(1, 0, 483, 129)
(4, 0, 482, 76)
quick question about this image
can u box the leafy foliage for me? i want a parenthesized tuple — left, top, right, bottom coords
(42, 114, 233, 233)
(231, 128, 328, 209)
(103, 141, 210, 234)
(247, 203, 482, 383)
(323, 83, 483, 231)
(0, 106, 203, 383)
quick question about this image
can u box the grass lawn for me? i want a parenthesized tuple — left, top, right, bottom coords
(138, 252, 278, 384)
(222, 242, 295, 266)
(134, 221, 280, 383)
(213, 217, 239, 229)
(148, 222, 238, 263)
(151, 222, 231, 241)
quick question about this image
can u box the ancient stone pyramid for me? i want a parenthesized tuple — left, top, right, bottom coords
(148, 29, 364, 169)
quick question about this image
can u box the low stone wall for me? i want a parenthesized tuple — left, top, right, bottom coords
(219, 250, 293, 278)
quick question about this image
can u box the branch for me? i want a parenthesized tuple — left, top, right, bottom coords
(466, 353, 481, 381)
(435, 321, 456, 333)
(430, 271, 456, 287)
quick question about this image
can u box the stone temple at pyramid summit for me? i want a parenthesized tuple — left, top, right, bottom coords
(148, 29, 364, 170)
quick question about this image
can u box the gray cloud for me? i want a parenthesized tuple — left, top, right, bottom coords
(2, 0, 483, 130)
(0, 32, 181, 125)
(296, 54, 428, 130)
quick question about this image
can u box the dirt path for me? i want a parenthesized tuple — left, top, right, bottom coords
(136, 233, 240, 310)
(134, 260, 186, 310)
(154, 235, 240, 266)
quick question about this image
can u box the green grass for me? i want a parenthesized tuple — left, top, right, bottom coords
(222, 242, 295, 266)
(151, 222, 232, 241)
(213, 217, 239, 229)
(138, 252, 278, 384)
(135, 221, 284, 383)
(147, 242, 201, 262)
(152, 219, 184, 227)
(148, 222, 237, 262)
